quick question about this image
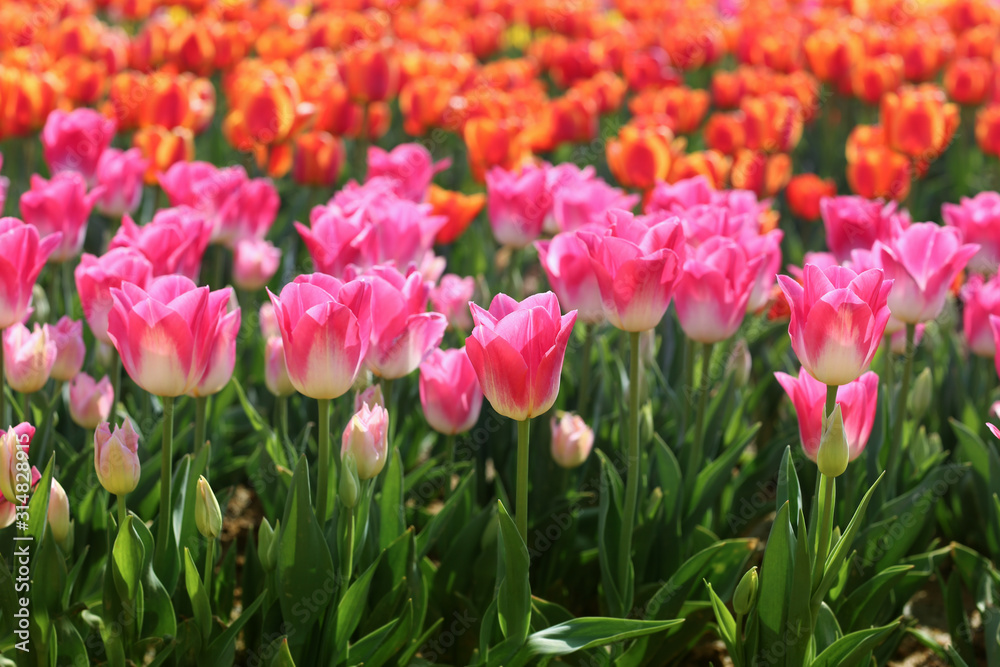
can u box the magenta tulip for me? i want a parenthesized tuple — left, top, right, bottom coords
(107, 275, 229, 397)
(190, 290, 241, 397)
(41, 108, 116, 183)
(20, 173, 101, 262)
(430, 274, 475, 330)
(3, 323, 56, 393)
(94, 148, 148, 218)
(466, 292, 577, 421)
(213, 178, 280, 247)
(233, 238, 281, 291)
(45, 316, 85, 382)
(75, 248, 154, 344)
(777, 264, 892, 386)
(109, 208, 212, 281)
(744, 230, 784, 312)
(159, 162, 246, 218)
(365, 265, 447, 379)
(875, 223, 979, 324)
(819, 196, 910, 262)
(486, 165, 549, 247)
(0, 218, 60, 329)
(536, 232, 605, 324)
(267, 273, 372, 399)
(675, 236, 763, 343)
(943, 191, 1000, 273)
(550, 174, 638, 233)
(419, 348, 483, 435)
(550, 412, 594, 469)
(775, 368, 879, 461)
(577, 210, 686, 332)
(367, 144, 450, 202)
(962, 274, 1000, 357)
(69, 373, 114, 429)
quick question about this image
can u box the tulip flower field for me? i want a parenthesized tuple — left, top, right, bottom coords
(7, 0, 1000, 666)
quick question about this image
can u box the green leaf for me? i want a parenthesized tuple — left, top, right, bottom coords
(202, 591, 266, 664)
(266, 636, 296, 667)
(809, 620, 899, 667)
(26, 455, 54, 544)
(839, 565, 913, 632)
(757, 501, 794, 656)
(776, 446, 801, 519)
(356, 598, 414, 667)
(32, 529, 66, 614)
(184, 547, 212, 642)
(522, 617, 682, 655)
(496, 499, 531, 645)
(686, 424, 760, 532)
(334, 552, 383, 653)
(232, 377, 272, 433)
(706, 582, 737, 652)
(946, 644, 972, 667)
(112, 516, 145, 603)
(377, 451, 405, 551)
(276, 456, 335, 653)
(785, 508, 813, 667)
(645, 539, 753, 621)
(597, 449, 628, 617)
(415, 472, 473, 560)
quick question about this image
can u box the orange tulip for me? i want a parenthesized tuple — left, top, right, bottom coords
(711, 69, 743, 109)
(804, 27, 862, 93)
(129, 20, 170, 72)
(525, 95, 598, 152)
(53, 55, 106, 105)
(569, 72, 627, 114)
(463, 117, 527, 182)
(168, 20, 217, 77)
(845, 124, 888, 162)
(621, 47, 681, 91)
(847, 146, 910, 201)
(133, 125, 195, 185)
(893, 26, 952, 82)
(314, 83, 360, 136)
(729, 149, 791, 198)
(292, 132, 344, 187)
(341, 42, 399, 104)
(353, 103, 392, 142)
(400, 76, 455, 136)
(944, 57, 992, 106)
(428, 185, 486, 244)
(668, 150, 731, 189)
(741, 93, 803, 153)
(469, 13, 506, 60)
(976, 105, 1000, 157)
(785, 174, 836, 221)
(955, 24, 997, 60)
(0, 67, 61, 138)
(705, 111, 747, 156)
(224, 77, 298, 149)
(851, 54, 904, 105)
(881, 85, 959, 160)
(630, 86, 710, 135)
(606, 124, 674, 191)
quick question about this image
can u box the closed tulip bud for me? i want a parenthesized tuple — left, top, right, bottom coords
(94, 420, 141, 495)
(3, 323, 57, 394)
(47, 479, 71, 549)
(259, 518, 277, 571)
(817, 404, 849, 478)
(46, 317, 85, 382)
(550, 412, 594, 469)
(233, 238, 281, 291)
(909, 368, 932, 421)
(339, 454, 360, 509)
(195, 476, 222, 539)
(0, 425, 32, 503)
(353, 384, 385, 413)
(69, 373, 114, 429)
(264, 338, 295, 398)
(733, 567, 758, 615)
(341, 403, 389, 480)
(726, 340, 752, 388)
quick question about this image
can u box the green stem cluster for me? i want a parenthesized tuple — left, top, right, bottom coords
(618, 332, 641, 601)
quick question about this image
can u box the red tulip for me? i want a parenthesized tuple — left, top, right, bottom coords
(419, 348, 483, 435)
(75, 248, 154, 344)
(267, 274, 372, 400)
(777, 264, 892, 386)
(465, 292, 577, 421)
(0, 218, 60, 329)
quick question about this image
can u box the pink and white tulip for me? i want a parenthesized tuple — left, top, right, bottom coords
(45, 316, 85, 382)
(41, 108, 116, 183)
(943, 191, 1000, 274)
(3, 323, 56, 393)
(367, 144, 450, 202)
(20, 173, 101, 262)
(94, 148, 147, 218)
(0, 218, 60, 329)
(233, 238, 281, 291)
(486, 166, 549, 247)
(419, 348, 483, 435)
(536, 232, 605, 324)
(75, 248, 154, 344)
(550, 412, 594, 468)
(190, 290, 241, 397)
(94, 420, 141, 495)
(820, 196, 910, 263)
(264, 337, 295, 397)
(69, 373, 114, 429)
(342, 402, 389, 480)
(109, 208, 212, 281)
(430, 274, 475, 331)
(962, 274, 1000, 357)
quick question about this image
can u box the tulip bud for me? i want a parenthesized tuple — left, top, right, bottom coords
(733, 567, 758, 615)
(259, 518, 277, 571)
(353, 384, 385, 413)
(264, 338, 295, 398)
(339, 454, 360, 509)
(3, 323, 57, 394)
(817, 404, 849, 478)
(195, 476, 223, 540)
(94, 420, 141, 495)
(259, 303, 280, 341)
(0, 426, 31, 503)
(909, 368, 932, 421)
(69, 373, 114, 429)
(726, 340, 752, 388)
(341, 403, 389, 480)
(47, 479, 71, 549)
(233, 238, 281, 292)
(45, 317, 85, 381)
(550, 412, 594, 469)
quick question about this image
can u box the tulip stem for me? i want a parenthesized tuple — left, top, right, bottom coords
(117, 493, 127, 529)
(61, 261, 74, 318)
(684, 342, 714, 506)
(516, 418, 531, 543)
(619, 331, 641, 605)
(157, 396, 175, 552)
(204, 539, 216, 604)
(824, 383, 838, 427)
(194, 396, 208, 454)
(882, 334, 893, 394)
(886, 323, 916, 496)
(110, 353, 122, 418)
(812, 472, 836, 593)
(341, 506, 354, 604)
(317, 398, 331, 525)
(278, 397, 294, 466)
(578, 325, 594, 418)
(680, 335, 694, 447)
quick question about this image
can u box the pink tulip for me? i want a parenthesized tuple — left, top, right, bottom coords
(536, 232, 605, 324)
(777, 264, 892, 386)
(365, 265, 447, 379)
(419, 348, 483, 435)
(577, 210, 686, 332)
(109, 207, 212, 280)
(233, 238, 281, 291)
(41, 108, 116, 183)
(645, 175, 715, 213)
(0, 424, 35, 504)
(94, 420, 141, 495)
(889, 324, 924, 354)
(744, 230, 784, 312)
(0, 465, 39, 528)
(3, 323, 56, 393)
(341, 402, 389, 480)
(789, 251, 840, 282)
(550, 412, 594, 468)
(367, 144, 450, 202)
(190, 289, 241, 397)
(94, 148, 148, 218)
(354, 384, 386, 412)
(430, 274, 475, 330)
(159, 162, 247, 218)
(264, 337, 295, 397)
(542, 163, 596, 233)
(69, 373, 114, 429)
(962, 274, 1000, 357)
(486, 166, 549, 247)
(107, 275, 229, 397)
(775, 368, 879, 461)
(875, 223, 979, 324)
(45, 316, 85, 382)
(0, 218, 60, 329)
(675, 236, 763, 343)
(259, 302, 280, 341)
(819, 196, 910, 262)
(466, 292, 577, 421)
(267, 273, 372, 399)
(75, 248, 154, 344)
(943, 192, 1000, 273)
(549, 169, 638, 233)
(20, 173, 101, 262)
(213, 178, 280, 246)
